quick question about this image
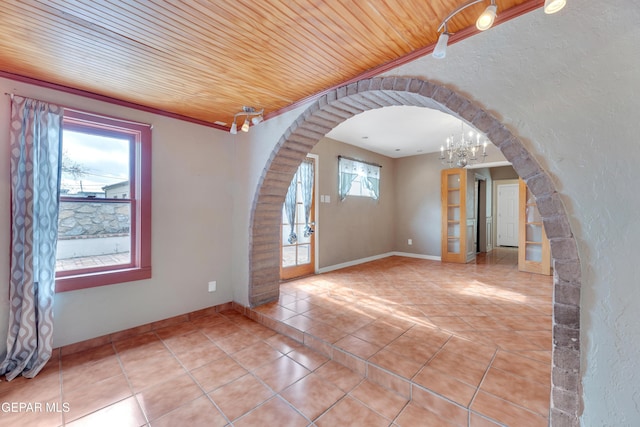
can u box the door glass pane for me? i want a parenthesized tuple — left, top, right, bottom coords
(526, 205, 541, 223)
(525, 244, 543, 262)
(297, 224, 310, 244)
(448, 207, 460, 221)
(282, 246, 296, 267)
(448, 223, 460, 237)
(448, 190, 460, 205)
(296, 202, 305, 223)
(447, 174, 460, 188)
(297, 244, 310, 264)
(448, 240, 460, 253)
(526, 224, 542, 242)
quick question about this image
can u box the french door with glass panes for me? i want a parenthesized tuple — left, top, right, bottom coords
(441, 168, 468, 263)
(518, 179, 551, 275)
(281, 157, 316, 280)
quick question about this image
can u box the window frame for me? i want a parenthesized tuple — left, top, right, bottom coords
(337, 156, 381, 201)
(55, 109, 152, 292)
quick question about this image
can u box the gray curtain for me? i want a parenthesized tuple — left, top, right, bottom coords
(1, 96, 63, 380)
(299, 161, 314, 237)
(284, 170, 298, 244)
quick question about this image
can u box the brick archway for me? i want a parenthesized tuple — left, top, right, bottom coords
(249, 77, 581, 425)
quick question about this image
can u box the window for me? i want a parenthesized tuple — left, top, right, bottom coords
(55, 110, 151, 292)
(338, 156, 381, 201)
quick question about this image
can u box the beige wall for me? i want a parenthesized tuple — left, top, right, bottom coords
(309, 138, 506, 264)
(311, 137, 396, 268)
(393, 152, 442, 256)
(0, 77, 237, 349)
(490, 165, 518, 181)
(394, 154, 505, 258)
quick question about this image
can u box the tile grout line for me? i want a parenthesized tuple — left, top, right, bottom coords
(467, 347, 499, 426)
(150, 325, 234, 427)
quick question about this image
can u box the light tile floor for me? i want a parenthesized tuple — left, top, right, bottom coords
(0, 248, 552, 426)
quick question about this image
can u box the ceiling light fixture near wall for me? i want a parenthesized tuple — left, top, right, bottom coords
(433, 0, 497, 59)
(433, 0, 568, 59)
(544, 0, 567, 14)
(229, 106, 264, 134)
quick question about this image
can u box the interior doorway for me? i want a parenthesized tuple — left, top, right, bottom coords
(496, 182, 519, 247)
(476, 177, 487, 253)
(280, 155, 317, 280)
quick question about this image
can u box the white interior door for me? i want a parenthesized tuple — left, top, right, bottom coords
(497, 183, 519, 247)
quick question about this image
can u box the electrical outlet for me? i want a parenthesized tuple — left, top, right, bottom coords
(408, 239, 412, 245)
(208, 281, 217, 292)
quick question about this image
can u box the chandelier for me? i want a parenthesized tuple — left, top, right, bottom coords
(439, 122, 488, 168)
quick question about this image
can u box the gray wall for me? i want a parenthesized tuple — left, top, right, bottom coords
(394, 152, 443, 256)
(312, 138, 507, 265)
(311, 137, 396, 268)
(490, 165, 518, 181)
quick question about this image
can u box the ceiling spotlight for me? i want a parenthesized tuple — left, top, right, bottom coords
(434, 0, 498, 59)
(241, 117, 250, 132)
(544, 0, 566, 14)
(229, 106, 264, 134)
(433, 31, 449, 59)
(476, 2, 497, 31)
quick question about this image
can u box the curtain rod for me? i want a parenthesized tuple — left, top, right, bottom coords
(338, 155, 382, 168)
(4, 92, 152, 128)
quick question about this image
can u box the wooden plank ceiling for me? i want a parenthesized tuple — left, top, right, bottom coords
(0, 0, 537, 129)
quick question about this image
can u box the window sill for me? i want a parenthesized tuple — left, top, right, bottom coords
(55, 266, 152, 292)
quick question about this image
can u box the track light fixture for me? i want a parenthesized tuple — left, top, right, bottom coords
(433, 0, 497, 59)
(433, 0, 568, 59)
(229, 106, 264, 134)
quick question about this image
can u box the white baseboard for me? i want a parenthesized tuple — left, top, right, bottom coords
(391, 251, 441, 261)
(317, 251, 440, 273)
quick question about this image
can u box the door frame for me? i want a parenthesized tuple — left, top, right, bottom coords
(279, 153, 319, 280)
(474, 173, 488, 253)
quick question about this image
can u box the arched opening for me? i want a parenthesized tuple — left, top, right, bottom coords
(249, 77, 581, 425)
